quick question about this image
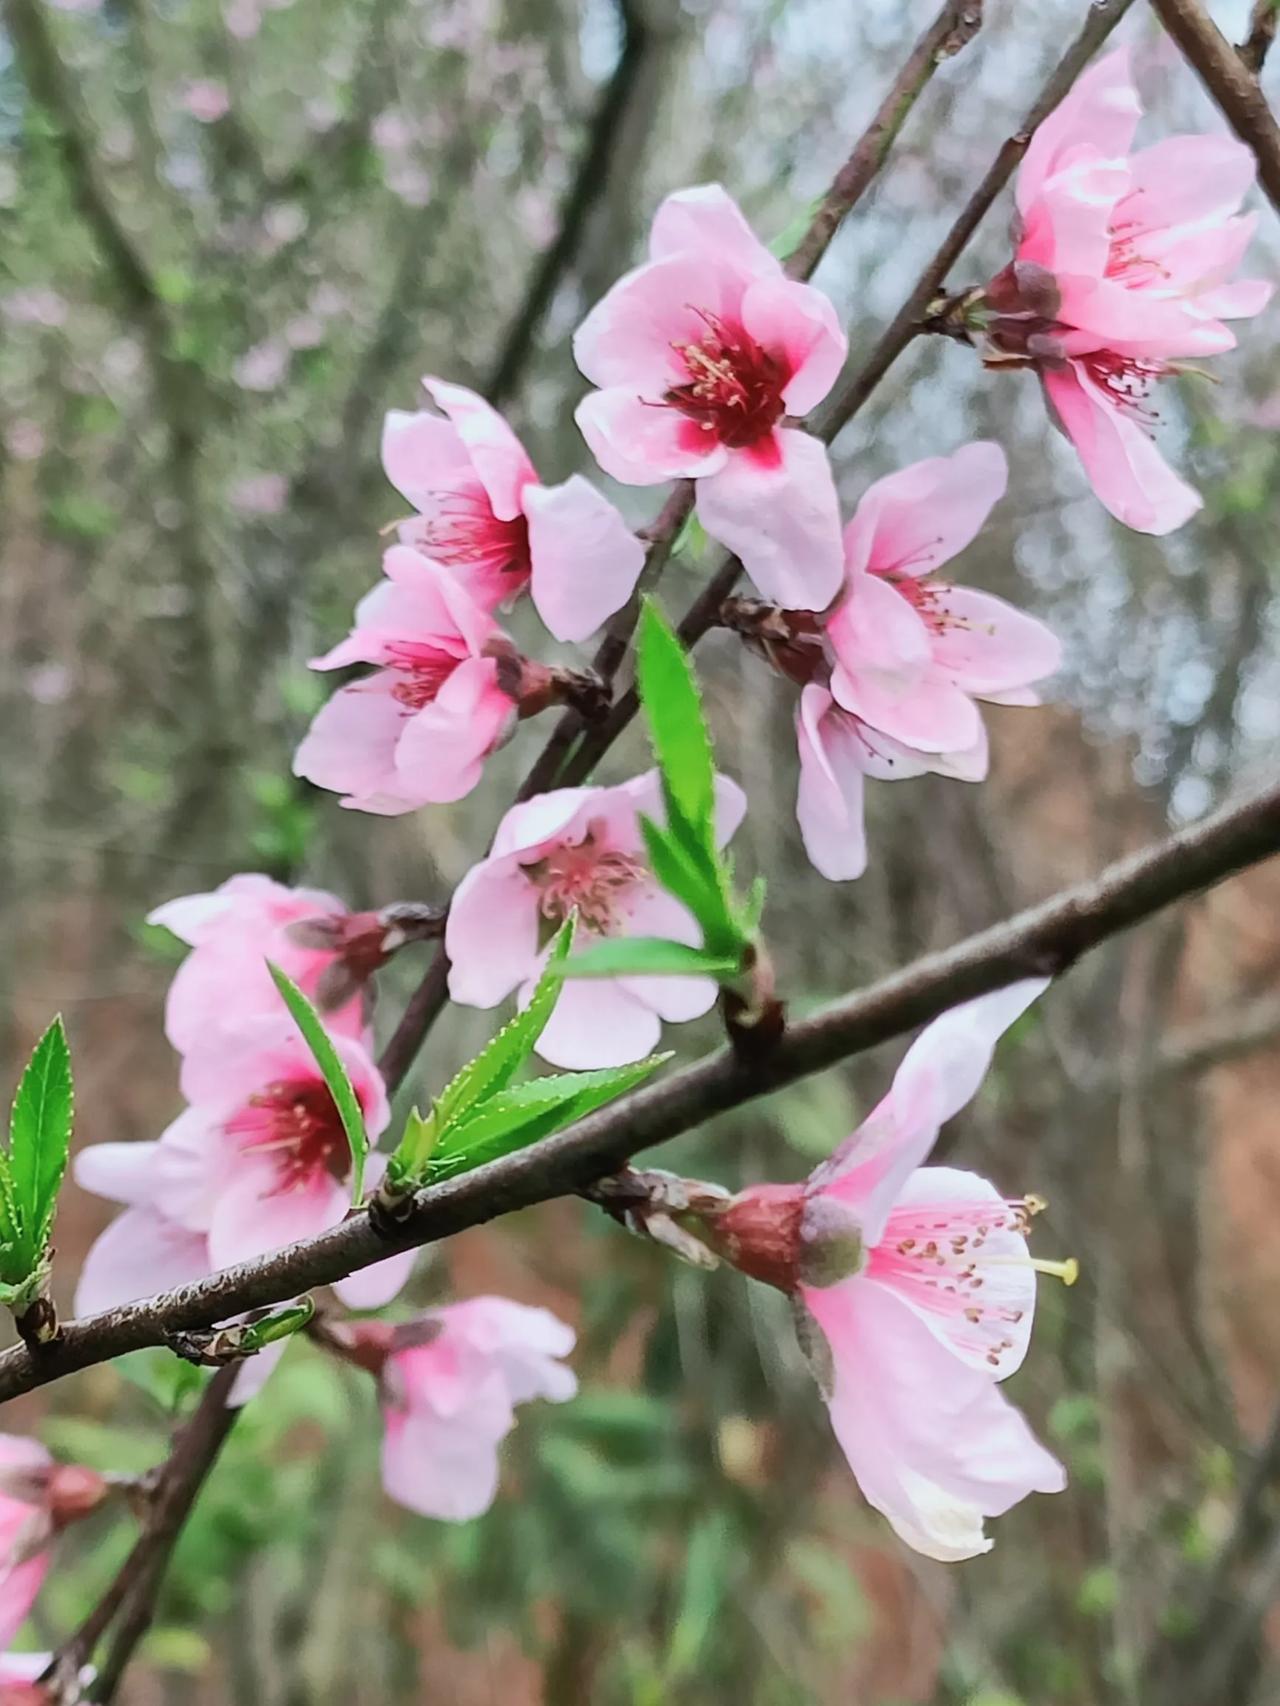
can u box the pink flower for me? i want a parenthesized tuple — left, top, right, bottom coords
(148, 874, 374, 1056)
(823, 442, 1060, 758)
(0, 1653, 55, 1706)
(989, 48, 1272, 534)
(383, 378, 645, 643)
(181, 79, 231, 124)
(376, 1300, 576, 1521)
(293, 547, 516, 813)
(701, 981, 1066, 1560)
(0, 1438, 106, 1647)
(573, 184, 847, 610)
(74, 1017, 412, 1318)
(446, 770, 746, 1069)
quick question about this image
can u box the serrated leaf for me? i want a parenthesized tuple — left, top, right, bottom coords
(637, 600, 717, 840)
(0, 1149, 20, 1259)
(8, 1015, 73, 1264)
(559, 938, 741, 981)
(639, 819, 743, 961)
(428, 1055, 669, 1183)
(431, 917, 576, 1135)
(268, 963, 369, 1203)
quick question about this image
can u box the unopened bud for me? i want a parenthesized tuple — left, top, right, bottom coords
(46, 1464, 108, 1529)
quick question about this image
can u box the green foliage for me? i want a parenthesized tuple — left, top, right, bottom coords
(267, 962, 369, 1202)
(389, 920, 667, 1189)
(563, 601, 761, 986)
(0, 1016, 73, 1309)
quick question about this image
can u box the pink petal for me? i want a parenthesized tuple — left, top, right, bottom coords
(421, 378, 538, 521)
(293, 674, 421, 815)
(1196, 277, 1273, 318)
(1017, 158, 1130, 279)
(334, 1249, 416, 1310)
(1054, 273, 1237, 356)
(794, 687, 867, 882)
(446, 859, 542, 1009)
(1121, 133, 1257, 237)
(73, 1141, 160, 1207)
(843, 441, 1008, 582)
(803, 1280, 1064, 1560)
(528, 975, 661, 1070)
(381, 408, 474, 512)
(1043, 363, 1201, 535)
(614, 884, 717, 1023)
(227, 1339, 288, 1408)
(207, 1164, 349, 1271)
(1017, 48, 1141, 213)
(74, 1208, 210, 1316)
(696, 428, 843, 610)
(443, 1296, 578, 1400)
(381, 1406, 504, 1521)
(574, 252, 747, 391)
(392, 657, 512, 805)
(647, 183, 779, 279)
(810, 979, 1049, 1240)
(523, 474, 646, 643)
(739, 275, 846, 416)
(866, 1165, 1037, 1375)
(490, 786, 605, 860)
(574, 386, 728, 485)
(0, 1553, 50, 1649)
(927, 586, 1063, 694)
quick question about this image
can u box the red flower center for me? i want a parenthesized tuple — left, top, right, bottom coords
(521, 824, 645, 935)
(384, 641, 460, 711)
(663, 311, 788, 449)
(229, 1078, 350, 1191)
(1080, 350, 1165, 424)
(411, 490, 531, 580)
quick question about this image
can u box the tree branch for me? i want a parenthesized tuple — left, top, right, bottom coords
(1240, 0, 1280, 76)
(1148, 0, 1280, 213)
(4, 776, 1278, 1408)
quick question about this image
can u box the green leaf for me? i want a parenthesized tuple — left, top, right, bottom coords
(8, 1015, 73, 1263)
(637, 600, 717, 840)
(237, 1298, 316, 1353)
(431, 917, 576, 1134)
(267, 963, 369, 1203)
(639, 819, 743, 963)
(428, 1056, 669, 1183)
(559, 938, 741, 981)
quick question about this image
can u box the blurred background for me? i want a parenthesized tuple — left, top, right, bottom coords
(3, 0, 1280, 1700)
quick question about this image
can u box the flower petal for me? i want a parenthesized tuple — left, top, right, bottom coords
(575, 386, 728, 485)
(740, 275, 846, 416)
(392, 657, 512, 805)
(648, 183, 779, 278)
(927, 586, 1063, 694)
(1043, 363, 1201, 535)
(73, 1141, 161, 1208)
(381, 408, 474, 512)
(524, 475, 645, 643)
(528, 975, 661, 1070)
(803, 1279, 1064, 1560)
(293, 674, 422, 815)
(1017, 48, 1141, 213)
(74, 1208, 210, 1316)
(446, 858, 542, 1009)
(696, 428, 843, 609)
(421, 378, 538, 521)
(842, 441, 1008, 582)
(574, 252, 747, 391)
(794, 687, 868, 882)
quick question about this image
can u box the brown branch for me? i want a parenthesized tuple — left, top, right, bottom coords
(46, 1365, 240, 1701)
(4, 776, 1278, 1408)
(381, 0, 991, 1087)
(1148, 0, 1280, 213)
(484, 0, 665, 408)
(1240, 0, 1280, 75)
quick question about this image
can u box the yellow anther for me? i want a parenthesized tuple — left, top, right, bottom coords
(1030, 1256, 1079, 1287)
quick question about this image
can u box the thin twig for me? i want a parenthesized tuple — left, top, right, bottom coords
(1240, 0, 1280, 76)
(47, 1365, 240, 1702)
(5, 775, 1279, 1407)
(1148, 0, 1280, 213)
(485, 0, 661, 407)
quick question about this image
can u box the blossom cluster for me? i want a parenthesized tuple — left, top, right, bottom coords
(3, 43, 1272, 1675)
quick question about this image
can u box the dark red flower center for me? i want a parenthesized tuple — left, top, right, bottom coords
(1080, 349, 1165, 423)
(229, 1078, 350, 1191)
(663, 311, 788, 449)
(413, 490, 531, 580)
(384, 641, 460, 711)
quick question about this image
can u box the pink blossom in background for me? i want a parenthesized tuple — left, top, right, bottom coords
(573, 183, 846, 610)
(382, 378, 645, 643)
(0, 1438, 106, 1647)
(990, 48, 1272, 534)
(228, 472, 289, 515)
(148, 873, 370, 1055)
(232, 340, 289, 393)
(293, 546, 515, 813)
(447, 770, 746, 1069)
(702, 981, 1066, 1560)
(222, 0, 261, 39)
(181, 79, 231, 125)
(74, 1016, 411, 1320)
(377, 1300, 577, 1521)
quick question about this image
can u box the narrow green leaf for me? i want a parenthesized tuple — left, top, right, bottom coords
(431, 916, 576, 1135)
(639, 819, 743, 960)
(0, 1149, 21, 1261)
(429, 1056, 669, 1182)
(238, 1298, 316, 1353)
(637, 600, 717, 839)
(267, 962, 369, 1203)
(8, 1015, 73, 1263)
(559, 938, 742, 981)
(388, 1106, 438, 1187)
